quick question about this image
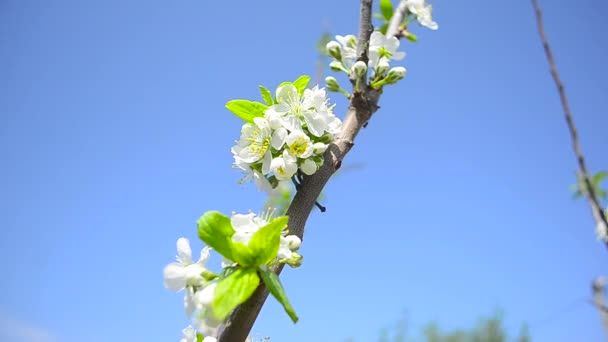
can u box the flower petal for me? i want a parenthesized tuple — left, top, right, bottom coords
(176, 238, 193, 264)
(163, 262, 186, 291)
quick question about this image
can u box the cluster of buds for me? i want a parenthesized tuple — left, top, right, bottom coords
(324, 0, 438, 94)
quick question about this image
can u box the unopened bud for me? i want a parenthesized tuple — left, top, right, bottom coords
(352, 61, 368, 78)
(285, 253, 303, 268)
(386, 66, 407, 84)
(326, 41, 342, 60)
(285, 235, 302, 251)
(313, 142, 328, 154)
(325, 76, 340, 92)
(375, 59, 390, 77)
(330, 61, 346, 72)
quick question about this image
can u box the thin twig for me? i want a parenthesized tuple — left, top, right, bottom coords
(218, 1, 378, 340)
(386, 0, 409, 38)
(530, 0, 608, 248)
(591, 277, 608, 338)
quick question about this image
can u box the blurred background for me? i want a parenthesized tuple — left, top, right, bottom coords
(1, 0, 607, 341)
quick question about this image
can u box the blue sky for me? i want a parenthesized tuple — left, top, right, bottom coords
(1, 0, 607, 341)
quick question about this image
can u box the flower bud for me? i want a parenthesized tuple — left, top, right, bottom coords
(325, 76, 340, 92)
(329, 61, 345, 72)
(386, 66, 407, 84)
(313, 142, 328, 154)
(375, 59, 390, 77)
(326, 41, 342, 61)
(351, 61, 368, 78)
(300, 158, 317, 175)
(285, 253, 303, 268)
(285, 235, 301, 251)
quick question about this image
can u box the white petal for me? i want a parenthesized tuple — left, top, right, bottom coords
(271, 128, 287, 149)
(197, 246, 211, 265)
(392, 51, 406, 61)
(303, 112, 328, 137)
(176, 238, 193, 264)
(184, 263, 205, 287)
(275, 84, 298, 104)
(184, 287, 197, 318)
(300, 158, 317, 175)
(369, 31, 385, 49)
(163, 262, 186, 291)
(198, 283, 217, 307)
(261, 151, 272, 175)
(231, 213, 256, 230)
(384, 36, 401, 54)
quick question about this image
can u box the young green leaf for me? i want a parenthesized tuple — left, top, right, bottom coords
(248, 216, 289, 266)
(259, 85, 274, 106)
(259, 267, 299, 323)
(231, 242, 256, 267)
(197, 211, 235, 261)
(373, 13, 387, 22)
(380, 0, 394, 21)
(293, 75, 311, 96)
(225, 100, 267, 123)
(196, 333, 203, 342)
(212, 267, 260, 320)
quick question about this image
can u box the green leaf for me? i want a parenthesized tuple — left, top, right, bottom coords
(593, 171, 607, 186)
(379, 24, 389, 35)
(225, 100, 267, 123)
(373, 13, 387, 21)
(197, 211, 235, 261)
(380, 0, 394, 21)
(248, 216, 289, 266)
(213, 267, 260, 320)
(293, 75, 311, 96)
(259, 85, 273, 106)
(196, 334, 203, 342)
(231, 242, 256, 267)
(259, 267, 299, 323)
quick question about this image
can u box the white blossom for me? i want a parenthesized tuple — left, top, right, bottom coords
(180, 326, 197, 342)
(163, 238, 210, 291)
(271, 150, 298, 181)
(406, 0, 438, 30)
(368, 31, 405, 68)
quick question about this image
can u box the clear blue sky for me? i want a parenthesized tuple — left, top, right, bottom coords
(1, 0, 607, 341)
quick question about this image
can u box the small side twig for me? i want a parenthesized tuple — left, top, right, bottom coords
(530, 0, 608, 248)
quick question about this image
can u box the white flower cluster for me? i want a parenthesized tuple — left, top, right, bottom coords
(325, 0, 437, 92)
(233, 84, 341, 193)
(164, 211, 302, 341)
(406, 0, 438, 30)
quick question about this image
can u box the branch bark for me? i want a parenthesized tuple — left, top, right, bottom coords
(218, 1, 389, 340)
(386, 0, 409, 38)
(530, 0, 608, 248)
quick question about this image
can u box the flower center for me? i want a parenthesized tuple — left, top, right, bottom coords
(289, 138, 309, 157)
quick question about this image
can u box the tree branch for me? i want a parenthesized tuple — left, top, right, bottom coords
(386, 0, 409, 38)
(218, 1, 379, 341)
(530, 0, 608, 248)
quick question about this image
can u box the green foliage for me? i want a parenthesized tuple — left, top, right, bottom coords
(225, 99, 267, 123)
(259, 85, 274, 105)
(380, 0, 394, 21)
(197, 211, 236, 261)
(248, 216, 288, 266)
(344, 311, 531, 342)
(293, 75, 311, 96)
(213, 267, 260, 320)
(570, 170, 608, 200)
(259, 266, 299, 323)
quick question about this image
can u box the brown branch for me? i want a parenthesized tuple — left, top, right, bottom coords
(530, 0, 608, 248)
(218, 1, 379, 341)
